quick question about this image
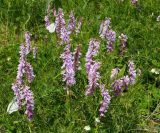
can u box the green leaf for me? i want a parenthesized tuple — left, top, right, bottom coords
(152, 60, 160, 67)
(117, 64, 126, 78)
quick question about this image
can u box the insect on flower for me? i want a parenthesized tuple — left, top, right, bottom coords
(46, 23, 56, 33)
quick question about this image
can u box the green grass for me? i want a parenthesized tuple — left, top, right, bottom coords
(0, 0, 160, 132)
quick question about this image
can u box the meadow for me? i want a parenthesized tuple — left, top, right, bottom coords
(0, 0, 160, 132)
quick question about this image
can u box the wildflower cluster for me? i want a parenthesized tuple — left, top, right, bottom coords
(44, 8, 82, 89)
(8, 32, 35, 121)
(73, 44, 81, 71)
(85, 39, 100, 74)
(60, 45, 76, 87)
(85, 39, 111, 117)
(68, 11, 76, 32)
(44, 16, 50, 28)
(85, 39, 101, 95)
(128, 60, 137, 85)
(60, 44, 81, 90)
(44, 8, 82, 44)
(111, 60, 137, 96)
(119, 33, 128, 56)
(99, 18, 116, 52)
(50, 9, 82, 90)
(85, 62, 101, 96)
(99, 84, 111, 117)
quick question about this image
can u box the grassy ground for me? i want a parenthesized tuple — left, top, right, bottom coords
(0, 0, 160, 132)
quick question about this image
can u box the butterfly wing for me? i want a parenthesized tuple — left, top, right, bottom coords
(7, 97, 19, 114)
(46, 23, 56, 33)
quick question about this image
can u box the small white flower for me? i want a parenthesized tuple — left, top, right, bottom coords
(95, 117, 100, 123)
(7, 57, 11, 61)
(151, 12, 154, 17)
(84, 125, 91, 131)
(151, 68, 160, 74)
(157, 16, 160, 22)
(46, 23, 56, 33)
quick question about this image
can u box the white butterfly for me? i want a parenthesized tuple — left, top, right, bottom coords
(46, 23, 56, 33)
(7, 97, 19, 114)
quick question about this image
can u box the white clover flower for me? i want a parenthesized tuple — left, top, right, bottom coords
(84, 125, 91, 131)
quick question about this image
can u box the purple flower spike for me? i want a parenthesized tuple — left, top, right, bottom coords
(25, 32, 31, 54)
(19, 44, 27, 59)
(68, 11, 76, 33)
(55, 8, 66, 39)
(73, 44, 81, 71)
(119, 33, 128, 56)
(9, 33, 35, 121)
(85, 39, 100, 75)
(16, 44, 26, 85)
(85, 62, 101, 96)
(25, 62, 35, 83)
(121, 75, 130, 89)
(99, 84, 111, 117)
(44, 15, 50, 28)
(16, 60, 25, 85)
(53, 7, 57, 17)
(128, 60, 136, 85)
(60, 45, 76, 86)
(75, 18, 82, 35)
(99, 18, 111, 38)
(60, 27, 70, 44)
(131, 0, 138, 5)
(106, 30, 116, 53)
(112, 79, 123, 96)
(11, 83, 23, 107)
(23, 86, 34, 121)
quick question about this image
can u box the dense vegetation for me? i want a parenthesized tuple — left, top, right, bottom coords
(0, 0, 160, 132)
